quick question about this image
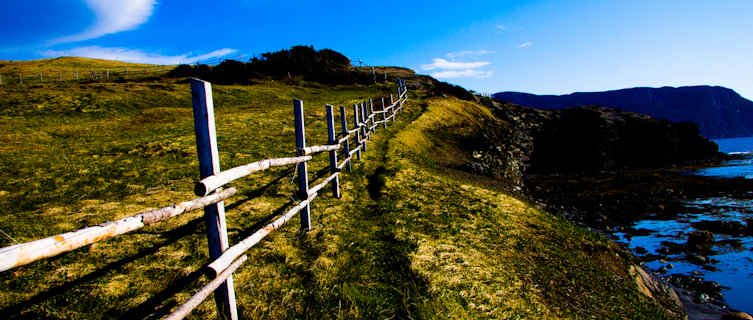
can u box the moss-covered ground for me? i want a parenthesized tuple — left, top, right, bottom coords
(0, 60, 677, 319)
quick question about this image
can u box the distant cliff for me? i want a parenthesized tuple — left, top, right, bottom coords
(494, 86, 753, 138)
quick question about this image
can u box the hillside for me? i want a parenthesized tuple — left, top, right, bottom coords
(0, 57, 174, 83)
(494, 86, 753, 138)
(0, 57, 681, 319)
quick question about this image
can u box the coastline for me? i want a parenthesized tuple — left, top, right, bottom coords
(522, 155, 753, 319)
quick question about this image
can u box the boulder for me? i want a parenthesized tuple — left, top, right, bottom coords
(687, 230, 714, 252)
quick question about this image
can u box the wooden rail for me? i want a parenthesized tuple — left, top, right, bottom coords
(0, 188, 237, 272)
(0, 77, 409, 320)
(196, 156, 311, 196)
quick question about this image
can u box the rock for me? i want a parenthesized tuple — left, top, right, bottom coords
(687, 254, 708, 265)
(723, 311, 753, 320)
(634, 246, 648, 255)
(692, 220, 747, 236)
(687, 230, 715, 252)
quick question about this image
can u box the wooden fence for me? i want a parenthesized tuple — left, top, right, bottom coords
(0, 77, 408, 319)
(0, 66, 173, 85)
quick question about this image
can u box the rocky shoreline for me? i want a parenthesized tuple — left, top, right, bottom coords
(465, 96, 753, 319)
(523, 161, 753, 319)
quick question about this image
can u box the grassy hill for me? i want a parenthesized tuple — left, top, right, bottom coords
(0, 57, 174, 83)
(0, 58, 680, 319)
(0, 56, 165, 72)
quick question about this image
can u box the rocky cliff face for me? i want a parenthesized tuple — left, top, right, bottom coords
(464, 97, 723, 183)
(494, 86, 753, 139)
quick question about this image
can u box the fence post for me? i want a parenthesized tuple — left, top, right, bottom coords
(390, 94, 396, 116)
(59, 72, 62, 81)
(106, 69, 110, 81)
(391, 99, 396, 123)
(397, 79, 405, 112)
(381, 98, 388, 129)
(39, 73, 43, 82)
(189, 78, 239, 320)
(352, 104, 362, 160)
(0, 75, 2, 85)
(369, 98, 376, 133)
(19, 74, 22, 84)
(75, 71, 79, 81)
(339, 106, 352, 172)
(325, 105, 341, 198)
(358, 103, 368, 150)
(293, 99, 311, 230)
(361, 102, 369, 142)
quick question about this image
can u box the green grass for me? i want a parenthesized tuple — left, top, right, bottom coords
(0, 70, 680, 319)
(0, 57, 175, 83)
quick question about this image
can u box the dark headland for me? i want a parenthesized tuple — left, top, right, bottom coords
(494, 86, 753, 139)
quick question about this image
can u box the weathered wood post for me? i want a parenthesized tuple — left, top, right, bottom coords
(293, 99, 312, 230)
(339, 106, 352, 172)
(358, 103, 368, 150)
(390, 95, 396, 123)
(369, 98, 376, 133)
(390, 94, 394, 112)
(0, 75, 2, 85)
(58, 72, 62, 81)
(189, 78, 238, 320)
(75, 71, 79, 81)
(106, 69, 110, 80)
(352, 104, 362, 160)
(39, 73, 43, 82)
(325, 105, 341, 198)
(381, 97, 388, 129)
(361, 101, 368, 136)
(19, 74, 22, 84)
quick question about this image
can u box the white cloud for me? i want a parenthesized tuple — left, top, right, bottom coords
(49, 0, 157, 45)
(432, 69, 493, 79)
(421, 58, 491, 71)
(40, 46, 237, 65)
(518, 42, 533, 48)
(446, 50, 495, 59)
(496, 25, 506, 30)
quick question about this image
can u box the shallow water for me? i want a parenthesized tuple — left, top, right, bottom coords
(614, 137, 753, 312)
(614, 198, 753, 312)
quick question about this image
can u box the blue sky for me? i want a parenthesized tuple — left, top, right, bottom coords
(1, 0, 752, 99)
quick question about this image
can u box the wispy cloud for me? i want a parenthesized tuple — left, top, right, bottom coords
(432, 69, 493, 79)
(518, 42, 533, 48)
(421, 58, 490, 71)
(422, 55, 493, 79)
(40, 46, 237, 65)
(49, 0, 157, 45)
(446, 50, 495, 59)
(496, 25, 506, 30)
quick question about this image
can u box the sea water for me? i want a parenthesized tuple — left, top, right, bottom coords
(615, 137, 753, 313)
(694, 136, 753, 179)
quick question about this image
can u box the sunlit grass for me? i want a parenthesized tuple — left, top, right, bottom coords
(0, 74, 678, 319)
